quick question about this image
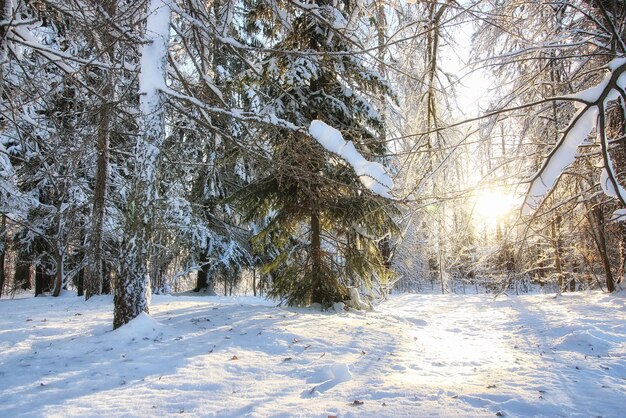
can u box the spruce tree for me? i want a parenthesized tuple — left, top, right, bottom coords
(239, 0, 398, 307)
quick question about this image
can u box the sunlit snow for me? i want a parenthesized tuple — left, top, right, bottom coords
(1, 292, 625, 417)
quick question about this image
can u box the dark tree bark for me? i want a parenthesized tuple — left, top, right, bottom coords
(310, 208, 323, 303)
(102, 261, 111, 294)
(51, 247, 63, 297)
(0, 215, 5, 298)
(15, 250, 32, 290)
(590, 206, 616, 292)
(193, 254, 210, 291)
(35, 264, 52, 296)
(75, 268, 84, 296)
(194, 268, 207, 291)
(252, 269, 257, 297)
(85, 0, 116, 300)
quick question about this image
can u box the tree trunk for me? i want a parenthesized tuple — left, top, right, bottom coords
(52, 249, 63, 297)
(34, 265, 52, 296)
(115, 229, 151, 328)
(114, 0, 170, 329)
(591, 206, 615, 292)
(193, 255, 211, 292)
(252, 269, 257, 297)
(15, 252, 31, 290)
(310, 208, 323, 304)
(0, 247, 4, 298)
(35, 266, 43, 297)
(0, 215, 5, 298)
(84, 109, 109, 297)
(599, 235, 615, 293)
(551, 214, 564, 293)
(76, 268, 84, 296)
(102, 261, 111, 294)
(375, 0, 392, 271)
(85, 0, 116, 300)
(617, 222, 626, 283)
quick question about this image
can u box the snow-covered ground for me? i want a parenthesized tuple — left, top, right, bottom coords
(1, 291, 625, 417)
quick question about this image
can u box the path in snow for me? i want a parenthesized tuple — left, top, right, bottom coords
(0, 292, 625, 417)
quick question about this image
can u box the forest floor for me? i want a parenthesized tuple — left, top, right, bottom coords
(0, 290, 625, 417)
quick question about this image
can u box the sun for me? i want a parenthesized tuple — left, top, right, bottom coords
(470, 188, 515, 228)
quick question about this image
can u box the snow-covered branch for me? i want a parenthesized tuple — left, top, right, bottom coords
(523, 57, 626, 216)
(308, 120, 394, 198)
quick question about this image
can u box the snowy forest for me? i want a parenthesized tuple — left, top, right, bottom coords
(2, 0, 626, 321)
(1, 1, 626, 416)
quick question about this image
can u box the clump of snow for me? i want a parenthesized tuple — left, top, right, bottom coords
(308, 363, 352, 384)
(346, 287, 371, 310)
(600, 168, 626, 200)
(611, 208, 626, 221)
(329, 363, 352, 382)
(308, 120, 394, 198)
(332, 302, 345, 312)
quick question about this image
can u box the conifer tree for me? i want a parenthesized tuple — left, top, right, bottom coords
(239, 0, 398, 307)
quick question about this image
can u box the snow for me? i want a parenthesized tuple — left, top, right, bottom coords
(309, 120, 394, 198)
(607, 57, 626, 72)
(1, 291, 625, 417)
(600, 168, 626, 200)
(138, 0, 171, 117)
(218, 36, 244, 49)
(611, 208, 626, 221)
(523, 106, 597, 215)
(524, 56, 626, 214)
(11, 26, 76, 74)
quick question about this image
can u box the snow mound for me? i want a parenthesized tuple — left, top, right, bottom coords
(553, 329, 615, 355)
(333, 302, 345, 312)
(308, 363, 352, 384)
(111, 312, 165, 341)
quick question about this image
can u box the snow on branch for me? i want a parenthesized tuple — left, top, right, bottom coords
(308, 120, 394, 198)
(523, 57, 626, 216)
